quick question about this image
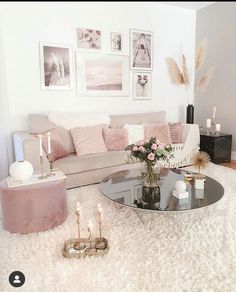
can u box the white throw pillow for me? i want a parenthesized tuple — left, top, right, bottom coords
(123, 124, 145, 144)
(48, 112, 110, 130)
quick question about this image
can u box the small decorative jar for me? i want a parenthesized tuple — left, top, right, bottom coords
(9, 160, 34, 181)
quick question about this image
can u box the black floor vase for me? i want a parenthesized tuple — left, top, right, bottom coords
(186, 104, 194, 124)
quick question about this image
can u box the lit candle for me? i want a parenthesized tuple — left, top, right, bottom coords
(39, 134, 43, 157)
(47, 132, 51, 154)
(76, 202, 81, 213)
(216, 124, 221, 132)
(213, 107, 216, 119)
(206, 119, 211, 128)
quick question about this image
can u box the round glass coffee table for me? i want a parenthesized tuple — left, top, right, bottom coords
(99, 168, 224, 212)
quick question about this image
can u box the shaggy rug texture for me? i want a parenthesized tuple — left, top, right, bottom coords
(0, 163, 235, 292)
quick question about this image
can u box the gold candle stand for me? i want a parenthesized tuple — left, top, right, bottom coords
(38, 156, 47, 179)
(74, 210, 86, 250)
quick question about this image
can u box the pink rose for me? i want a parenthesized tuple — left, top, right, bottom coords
(159, 143, 166, 149)
(148, 153, 155, 161)
(139, 146, 145, 152)
(132, 146, 138, 151)
(136, 140, 145, 146)
(151, 143, 157, 150)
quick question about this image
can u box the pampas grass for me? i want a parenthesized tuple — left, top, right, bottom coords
(166, 55, 190, 85)
(195, 38, 207, 70)
(195, 38, 214, 92)
(166, 57, 183, 85)
(198, 66, 214, 91)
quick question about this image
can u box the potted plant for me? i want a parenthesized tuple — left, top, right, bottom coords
(192, 151, 210, 189)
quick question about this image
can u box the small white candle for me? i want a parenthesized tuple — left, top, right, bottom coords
(216, 124, 221, 132)
(213, 107, 216, 119)
(47, 132, 51, 154)
(206, 119, 211, 128)
(39, 135, 43, 157)
(76, 202, 81, 212)
(88, 220, 92, 233)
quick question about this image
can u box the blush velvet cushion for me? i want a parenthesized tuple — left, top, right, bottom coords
(40, 129, 69, 161)
(144, 122, 172, 144)
(103, 128, 128, 151)
(71, 126, 107, 156)
(169, 123, 182, 144)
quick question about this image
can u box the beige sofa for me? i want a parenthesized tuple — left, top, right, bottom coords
(13, 111, 200, 189)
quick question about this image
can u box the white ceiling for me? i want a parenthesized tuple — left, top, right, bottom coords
(161, 2, 215, 10)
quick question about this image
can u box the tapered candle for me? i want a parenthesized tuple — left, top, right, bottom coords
(47, 132, 51, 154)
(216, 124, 221, 132)
(213, 107, 216, 119)
(206, 119, 211, 128)
(76, 202, 81, 213)
(39, 135, 43, 157)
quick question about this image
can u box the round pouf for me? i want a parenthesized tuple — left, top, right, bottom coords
(0, 178, 67, 234)
(9, 160, 33, 181)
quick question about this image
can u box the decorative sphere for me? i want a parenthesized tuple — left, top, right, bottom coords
(175, 180, 186, 194)
(9, 160, 34, 181)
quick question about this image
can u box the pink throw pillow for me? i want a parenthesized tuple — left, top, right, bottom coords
(103, 128, 128, 151)
(39, 129, 69, 161)
(169, 123, 182, 143)
(144, 122, 172, 145)
(71, 126, 107, 156)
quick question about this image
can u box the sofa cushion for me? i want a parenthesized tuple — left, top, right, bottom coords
(52, 151, 128, 175)
(71, 125, 107, 156)
(144, 122, 172, 144)
(110, 111, 166, 128)
(123, 124, 145, 144)
(48, 112, 110, 130)
(40, 129, 69, 161)
(28, 114, 54, 134)
(55, 125, 75, 154)
(169, 122, 182, 144)
(103, 128, 128, 151)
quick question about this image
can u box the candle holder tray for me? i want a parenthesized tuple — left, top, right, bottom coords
(62, 237, 109, 259)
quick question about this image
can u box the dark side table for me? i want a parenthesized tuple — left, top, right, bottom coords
(200, 133, 232, 164)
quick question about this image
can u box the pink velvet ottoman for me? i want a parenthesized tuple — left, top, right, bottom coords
(0, 178, 68, 234)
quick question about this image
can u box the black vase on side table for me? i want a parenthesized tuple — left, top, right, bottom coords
(186, 104, 194, 124)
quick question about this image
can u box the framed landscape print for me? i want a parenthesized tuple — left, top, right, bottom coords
(77, 28, 101, 49)
(133, 71, 152, 100)
(76, 52, 129, 96)
(130, 29, 153, 70)
(40, 43, 73, 90)
(111, 32, 123, 52)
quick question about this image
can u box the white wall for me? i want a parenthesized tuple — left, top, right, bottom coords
(195, 2, 236, 153)
(0, 2, 196, 134)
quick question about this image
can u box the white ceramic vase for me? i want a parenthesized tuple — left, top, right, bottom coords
(9, 160, 34, 181)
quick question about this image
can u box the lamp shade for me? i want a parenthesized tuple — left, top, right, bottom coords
(9, 160, 34, 181)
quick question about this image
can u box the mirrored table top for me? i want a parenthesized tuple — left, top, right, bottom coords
(99, 168, 224, 212)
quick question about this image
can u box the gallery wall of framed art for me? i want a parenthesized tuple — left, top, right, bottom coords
(39, 26, 154, 100)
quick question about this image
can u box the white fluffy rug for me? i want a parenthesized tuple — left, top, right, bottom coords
(0, 163, 236, 292)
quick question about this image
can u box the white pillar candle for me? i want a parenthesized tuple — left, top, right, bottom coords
(206, 119, 211, 128)
(216, 124, 221, 132)
(47, 132, 51, 154)
(213, 107, 216, 119)
(39, 135, 43, 157)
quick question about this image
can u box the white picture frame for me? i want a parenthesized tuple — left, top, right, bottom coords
(76, 52, 129, 97)
(111, 32, 123, 52)
(133, 71, 152, 100)
(130, 29, 153, 70)
(40, 42, 73, 91)
(77, 28, 101, 50)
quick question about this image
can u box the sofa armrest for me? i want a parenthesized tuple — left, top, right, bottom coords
(13, 131, 49, 172)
